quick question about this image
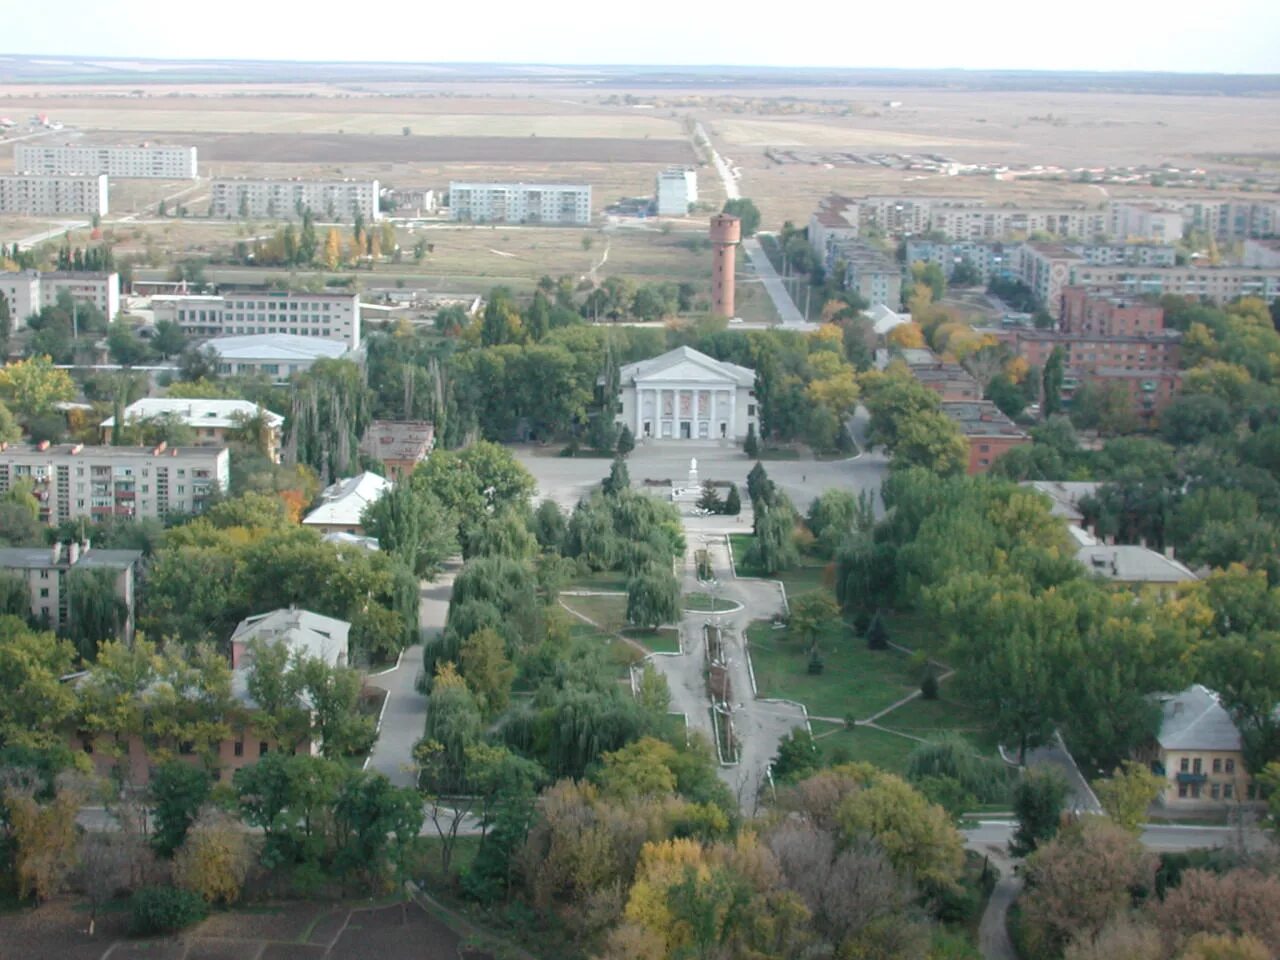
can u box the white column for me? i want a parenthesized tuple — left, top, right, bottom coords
(635, 387, 644, 438)
(729, 388, 737, 440)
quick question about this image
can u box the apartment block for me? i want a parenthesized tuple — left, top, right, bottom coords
(1069, 263, 1280, 306)
(0, 541, 141, 638)
(1060, 287, 1167, 336)
(1004, 329, 1181, 373)
(15, 143, 197, 179)
(1109, 202, 1185, 243)
(1073, 243, 1178, 267)
(1242, 239, 1280, 269)
(929, 205, 1108, 242)
(0, 269, 120, 324)
(1016, 243, 1083, 319)
(1068, 367, 1182, 422)
(656, 167, 698, 217)
(149, 290, 361, 349)
(903, 240, 1018, 284)
(449, 181, 591, 225)
(819, 239, 900, 306)
(1176, 198, 1280, 240)
(0, 442, 229, 524)
(0, 173, 108, 216)
(211, 178, 379, 222)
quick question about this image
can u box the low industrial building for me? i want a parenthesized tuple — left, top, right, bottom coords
(0, 442, 228, 524)
(612, 346, 758, 442)
(0, 173, 108, 216)
(204, 334, 351, 380)
(302, 472, 392, 536)
(99, 398, 285, 462)
(15, 143, 197, 179)
(0, 541, 141, 638)
(938, 401, 1029, 474)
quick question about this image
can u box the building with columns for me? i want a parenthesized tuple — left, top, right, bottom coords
(612, 346, 757, 442)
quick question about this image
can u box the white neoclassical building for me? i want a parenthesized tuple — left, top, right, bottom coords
(612, 346, 757, 442)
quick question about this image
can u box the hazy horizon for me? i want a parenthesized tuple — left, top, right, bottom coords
(3, 0, 1278, 76)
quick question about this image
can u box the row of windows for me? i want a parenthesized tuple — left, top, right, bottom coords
(1180, 756, 1236, 775)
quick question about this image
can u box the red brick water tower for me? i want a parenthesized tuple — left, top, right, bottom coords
(709, 213, 741, 319)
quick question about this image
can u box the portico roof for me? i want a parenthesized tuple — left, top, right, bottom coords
(615, 346, 755, 388)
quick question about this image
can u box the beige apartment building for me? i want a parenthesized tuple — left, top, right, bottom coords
(0, 541, 141, 638)
(0, 173, 108, 216)
(0, 442, 229, 524)
(210, 177, 379, 222)
(0, 269, 120, 324)
(15, 143, 197, 179)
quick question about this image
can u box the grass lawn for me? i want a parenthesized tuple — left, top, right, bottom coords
(746, 619, 915, 720)
(811, 721, 918, 775)
(884, 610, 953, 659)
(623, 626, 681, 654)
(683, 592, 736, 612)
(567, 570, 630, 591)
(560, 592, 628, 633)
(728, 535, 832, 598)
(874, 689, 1003, 756)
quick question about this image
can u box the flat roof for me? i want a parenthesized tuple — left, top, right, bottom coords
(205, 334, 350, 362)
(359, 420, 435, 463)
(101, 398, 284, 430)
(0, 546, 141, 569)
(1077, 544, 1197, 583)
(0, 442, 225, 459)
(939, 401, 1028, 438)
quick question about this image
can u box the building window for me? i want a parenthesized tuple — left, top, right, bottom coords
(1192, 758, 1202, 774)
(179, 741, 195, 755)
(1180, 758, 1189, 772)
(1177, 783, 1188, 798)
(39, 588, 48, 598)
(233, 740, 244, 757)
(1211, 783, 1221, 800)
(1213, 758, 1222, 774)
(1224, 783, 1234, 799)
(259, 741, 269, 757)
(1226, 759, 1235, 774)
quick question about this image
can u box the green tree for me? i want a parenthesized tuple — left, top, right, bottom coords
(747, 502, 799, 575)
(743, 424, 759, 457)
(459, 628, 515, 718)
(788, 590, 839, 654)
(360, 481, 455, 578)
(148, 761, 213, 858)
(602, 457, 630, 495)
(723, 484, 741, 516)
(532, 499, 566, 553)
(616, 424, 635, 457)
(1096, 760, 1163, 834)
(721, 198, 761, 237)
(1010, 767, 1069, 858)
(771, 726, 822, 784)
(332, 770, 423, 890)
(892, 409, 969, 476)
(696, 481, 722, 514)
(66, 566, 129, 662)
(0, 617, 78, 750)
(1042, 347, 1065, 418)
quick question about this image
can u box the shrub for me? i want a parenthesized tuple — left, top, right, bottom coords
(129, 886, 208, 936)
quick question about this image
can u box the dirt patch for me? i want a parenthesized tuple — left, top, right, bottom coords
(180, 133, 693, 165)
(258, 945, 327, 960)
(195, 902, 332, 941)
(185, 941, 265, 960)
(330, 903, 465, 960)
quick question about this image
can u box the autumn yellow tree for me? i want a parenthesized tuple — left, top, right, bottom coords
(322, 228, 342, 270)
(173, 807, 256, 904)
(3, 771, 92, 902)
(1096, 760, 1164, 834)
(886, 322, 926, 349)
(0, 356, 75, 419)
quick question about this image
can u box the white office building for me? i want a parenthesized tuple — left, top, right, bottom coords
(612, 346, 757, 442)
(150, 290, 361, 349)
(0, 270, 120, 325)
(15, 143, 197, 179)
(449, 182, 591, 225)
(211, 178, 379, 222)
(0, 174, 108, 216)
(656, 168, 697, 217)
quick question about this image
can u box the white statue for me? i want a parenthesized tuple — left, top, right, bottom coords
(690, 457, 698, 474)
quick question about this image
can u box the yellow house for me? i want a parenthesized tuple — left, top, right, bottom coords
(1152, 685, 1255, 808)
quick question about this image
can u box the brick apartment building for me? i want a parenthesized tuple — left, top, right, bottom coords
(939, 401, 1029, 474)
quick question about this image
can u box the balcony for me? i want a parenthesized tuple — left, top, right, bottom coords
(1176, 771, 1207, 784)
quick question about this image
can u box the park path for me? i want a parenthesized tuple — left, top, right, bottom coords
(365, 563, 457, 788)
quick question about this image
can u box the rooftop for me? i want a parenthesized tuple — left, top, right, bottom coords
(229, 608, 351, 708)
(1022, 481, 1102, 521)
(1026, 242, 1085, 260)
(1156, 685, 1243, 752)
(0, 545, 141, 570)
(0, 442, 226, 460)
(301, 472, 392, 528)
(939, 401, 1028, 438)
(205, 334, 350, 362)
(100, 397, 284, 431)
(1076, 543, 1198, 583)
(617, 345, 755, 388)
(358, 420, 435, 465)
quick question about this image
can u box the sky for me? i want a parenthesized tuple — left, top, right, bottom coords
(4, 0, 1279, 74)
